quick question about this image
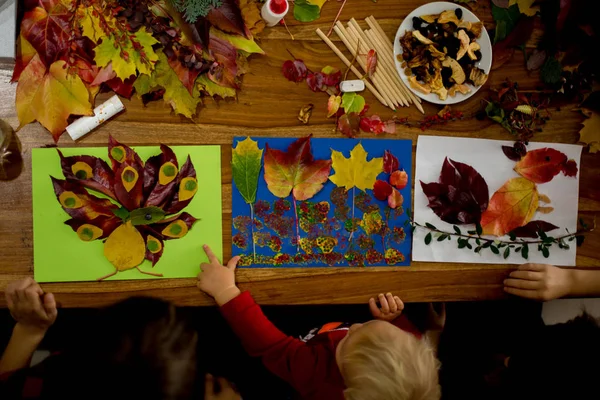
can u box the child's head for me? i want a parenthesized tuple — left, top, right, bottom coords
(43, 297, 202, 400)
(336, 320, 440, 400)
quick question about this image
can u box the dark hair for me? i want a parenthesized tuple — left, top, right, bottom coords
(42, 297, 202, 400)
(506, 311, 600, 400)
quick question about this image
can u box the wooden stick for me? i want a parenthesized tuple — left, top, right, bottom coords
(365, 17, 425, 112)
(334, 23, 399, 109)
(346, 21, 410, 107)
(364, 29, 425, 113)
(315, 28, 392, 109)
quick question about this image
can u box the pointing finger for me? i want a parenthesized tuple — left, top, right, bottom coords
(203, 245, 220, 265)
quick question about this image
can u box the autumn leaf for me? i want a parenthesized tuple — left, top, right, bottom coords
(514, 147, 576, 183)
(57, 150, 116, 199)
(420, 158, 489, 225)
(298, 104, 314, 124)
(210, 27, 264, 54)
(366, 49, 377, 79)
(78, 5, 104, 43)
(104, 221, 146, 271)
(383, 150, 399, 174)
(293, 0, 321, 22)
(480, 177, 539, 236)
(282, 59, 308, 83)
(21, 2, 71, 67)
(342, 92, 366, 114)
(388, 188, 404, 209)
(196, 75, 236, 99)
(359, 115, 395, 134)
(232, 137, 263, 204)
(264, 135, 332, 201)
(329, 143, 383, 192)
(508, 0, 539, 16)
(12, 34, 37, 82)
(373, 180, 393, 201)
(208, 35, 239, 89)
(390, 170, 408, 190)
(338, 113, 361, 138)
(207, 0, 248, 37)
(327, 95, 342, 118)
(239, 0, 266, 35)
(510, 220, 559, 238)
(579, 109, 600, 153)
(168, 53, 202, 95)
(16, 56, 93, 141)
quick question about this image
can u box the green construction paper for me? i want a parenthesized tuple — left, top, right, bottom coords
(32, 146, 222, 283)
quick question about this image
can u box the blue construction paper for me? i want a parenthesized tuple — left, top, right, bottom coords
(232, 137, 413, 267)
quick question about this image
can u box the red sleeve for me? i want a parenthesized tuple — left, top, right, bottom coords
(391, 314, 423, 339)
(220, 291, 339, 394)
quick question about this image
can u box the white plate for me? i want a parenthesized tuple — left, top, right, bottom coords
(393, 1, 492, 105)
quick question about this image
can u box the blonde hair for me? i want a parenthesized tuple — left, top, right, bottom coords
(340, 324, 441, 400)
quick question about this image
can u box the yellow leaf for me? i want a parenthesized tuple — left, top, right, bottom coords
(79, 6, 104, 43)
(307, 0, 328, 9)
(16, 56, 92, 141)
(509, 0, 539, 16)
(329, 143, 383, 192)
(153, 51, 201, 118)
(196, 75, 236, 99)
(94, 36, 136, 80)
(239, 0, 266, 35)
(131, 27, 159, 75)
(579, 109, 600, 153)
(103, 221, 146, 271)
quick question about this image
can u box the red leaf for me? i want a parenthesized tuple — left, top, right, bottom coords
(514, 148, 570, 183)
(163, 156, 198, 215)
(306, 72, 324, 92)
(64, 216, 121, 240)
(562, 159, 578, 177)
(91, 63, 117, 86)
(140, 227, 165, 266)
(366, 49, 378, 79)
(206, 0, 248, 37)
(491, 17, 535, 70)
(502, 145, 522, 162)
(106, 76, 135, 99)
(108, 136, 143, 170)
(321, 67, 341, 87)
(168, 55, 202, 95)
(208, 35, 239, 89)
(420, 158, 489, 225)
(51, 177, 119, 222)
(360, 115, 396, 134)
(387, 188, 404, 209)
(21, 3, 71, 67)
(58, 150, 116, 200)
(373, 180, 393, 201)
(383, 150, 399, 174)
(282, 59, 308, 83)
(338, 113, 360, 138)
(390, 170, 408, 190)
(144, 144, 179, 208)
(150, 212, 199, 240)
(510, 220, 559, 238)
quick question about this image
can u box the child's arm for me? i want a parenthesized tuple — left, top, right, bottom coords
(197, 246, 335, 394)
(504, 263, 600, 301)
(0, 278, 57, 374)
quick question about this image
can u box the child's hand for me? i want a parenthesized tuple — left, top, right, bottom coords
(369, 293, 404, 322)
(197, 245, 241, 306)
(5, 278, 57, 336)
(425, 302, 446, 332)
(504, 263, 570, 301)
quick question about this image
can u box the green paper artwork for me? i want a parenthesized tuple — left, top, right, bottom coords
(32, 143, 222, 282)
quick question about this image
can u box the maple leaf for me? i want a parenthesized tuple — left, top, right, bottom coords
(329, 143, 383, 192)
(383, 150, 399, 174)
(366, 49, 377, 79)
(78, 5, 105, 43)
(16, 56, 93, 141)
(232, 137, 263, 204)
(21, 2, 70, 67)
(282, 59, 308, 83)
(94, 27, 159, 80)
(514, 147, 575, 183)
(327, 95, 342, 118)
(12, 34, 37, 82)
(420, 158, 489, 225)
(264, 135, 332, 201)
(480, 177, 539, 236)
(579, 109, 600, 153)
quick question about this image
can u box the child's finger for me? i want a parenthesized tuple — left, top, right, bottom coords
(504, 286, 539, 299)
(13, 278, 36, 302)
(518, 263, 547, 272)
(509, 270, 542, 281)
(203, 245, 220, 264)
(504, 278, 541, 290)
(43, 293, 57, 321)
(394, 296, 404, 312)
(378, 293, 389, 313)
(24, 286, 47, 319)
(204, 373, 215, 396)
(385, 293, 396, 312)
(368, 298, 382, 318)
(227, 256, 241, 270)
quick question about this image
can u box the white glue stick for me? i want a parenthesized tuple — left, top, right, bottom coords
(66, 95, 125, 141)
(261, 0, 289, 27)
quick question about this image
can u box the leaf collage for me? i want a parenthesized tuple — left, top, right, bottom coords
(419, 140, 580, 259)
(51, 136, 199, 280)
(231, 136, 413, 267)
(14, 0, 265, 141)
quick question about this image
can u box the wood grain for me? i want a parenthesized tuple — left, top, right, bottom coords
(0, 0, 598, 307)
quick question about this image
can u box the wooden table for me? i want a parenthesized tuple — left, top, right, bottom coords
(0, 0, 598, 307)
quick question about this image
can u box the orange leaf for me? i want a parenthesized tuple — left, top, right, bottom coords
(264, 135, 332, 201)
(514, 147, 571, 184)
(16, 57, 93, 141)
(480, 177, 539, 236)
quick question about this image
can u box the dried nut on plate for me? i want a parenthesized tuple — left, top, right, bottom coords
(399, 8, 488, 100)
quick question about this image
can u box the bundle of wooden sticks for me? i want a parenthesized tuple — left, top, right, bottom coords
(316, 16, 424, 114)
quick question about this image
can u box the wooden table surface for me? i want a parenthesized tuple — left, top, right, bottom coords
(0, 0, 598, 307)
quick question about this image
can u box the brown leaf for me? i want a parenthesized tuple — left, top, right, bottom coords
(579, 109, 600, 153)
(298, 103, 314, 124)
(537, 206, 554, 214)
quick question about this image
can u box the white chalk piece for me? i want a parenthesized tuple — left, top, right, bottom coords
(340, 80, 366, 93)
(261, 0, 289, 27)
(66, 95, 125, 141)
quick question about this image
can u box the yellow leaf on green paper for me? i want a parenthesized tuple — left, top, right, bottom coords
(508, 0, 539, 16)
(307, 0, 328, 9)
(103, 221, 146, 271)
(79, 6, 104, 43)
(153, 51, 201, 118)
(329, 143, 383, 192)
(16, 56, 92, 141)
(196, 75, 236, 99)
(210, 28, 264, 54)
(579, 109, 600, 153)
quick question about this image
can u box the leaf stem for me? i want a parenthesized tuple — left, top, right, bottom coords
(250, 203, 256, 262)
(293, 196, 300, 252)
(349, 187, 355, 244)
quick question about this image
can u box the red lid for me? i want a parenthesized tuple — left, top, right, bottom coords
(269, 0, 288, 15)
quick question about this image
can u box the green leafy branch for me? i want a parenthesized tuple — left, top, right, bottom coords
(409, 219, 594, 260)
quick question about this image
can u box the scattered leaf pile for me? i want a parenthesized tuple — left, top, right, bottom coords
(51, 136, 199, 280)
(14, 0, 265, 141)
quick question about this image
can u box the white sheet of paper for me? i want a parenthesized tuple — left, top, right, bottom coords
(412, 136, 583, 266)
